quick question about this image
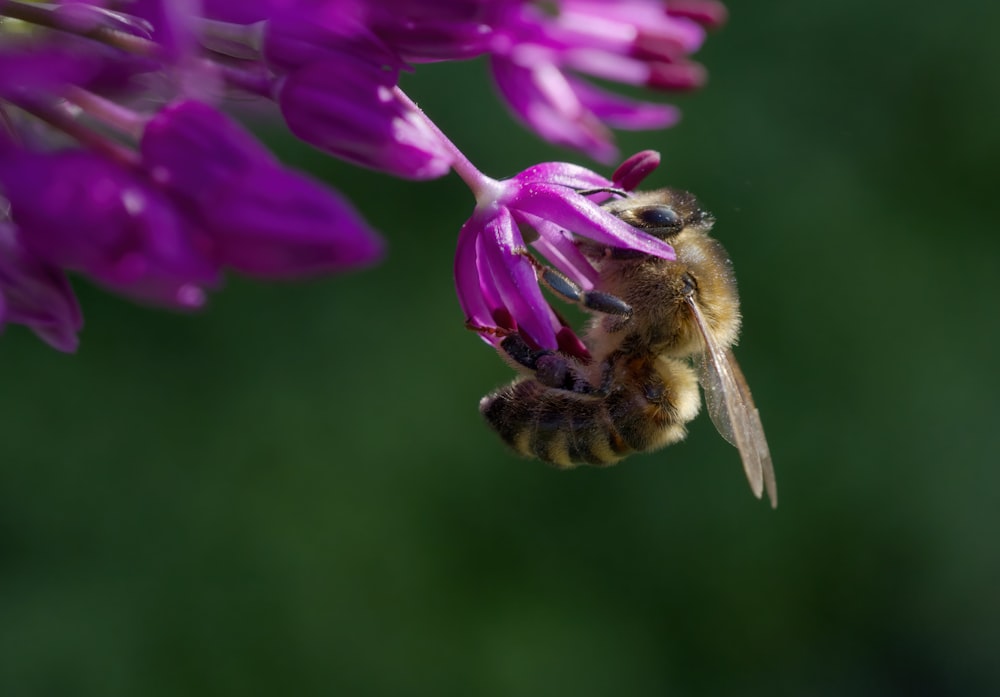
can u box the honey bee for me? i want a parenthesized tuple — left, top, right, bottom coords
(478, 188, 777, 506)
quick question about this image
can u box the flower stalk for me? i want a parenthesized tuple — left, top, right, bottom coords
(392, 86, 500, 202)
(0, 1, 161, 57)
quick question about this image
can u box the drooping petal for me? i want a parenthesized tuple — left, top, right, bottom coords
(473, 226, 504, 320)
(454, 215, 496, 336)
(477, 207, 558, 349)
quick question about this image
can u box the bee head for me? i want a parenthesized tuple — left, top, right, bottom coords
(603, 188, 715, 240)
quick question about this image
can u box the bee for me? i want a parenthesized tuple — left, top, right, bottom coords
(478, 188, 777, 507)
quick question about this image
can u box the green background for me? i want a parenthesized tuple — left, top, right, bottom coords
(2, 1, 998, 695)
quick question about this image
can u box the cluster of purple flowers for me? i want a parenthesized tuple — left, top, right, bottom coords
(0, 0, 723, 352)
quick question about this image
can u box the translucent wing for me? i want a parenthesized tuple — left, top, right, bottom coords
(686, 297, 777, 507)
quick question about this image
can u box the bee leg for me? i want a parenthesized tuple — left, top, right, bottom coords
(573, 350, 625, 400)
(516, 252, 632, 317)
(498, 333, 601, 394)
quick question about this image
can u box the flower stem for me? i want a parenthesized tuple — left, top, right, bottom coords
(8, 96, 138, 167)
(195, 18, 265, 57)
(393, 86, 501, 201)
(1, 0, 160, 58)
(63, 86, 147, 140)
(0, 105, 18, 146)
(214, 62, 274, 98)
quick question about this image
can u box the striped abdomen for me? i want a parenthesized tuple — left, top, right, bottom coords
(480, 356, 701, 468)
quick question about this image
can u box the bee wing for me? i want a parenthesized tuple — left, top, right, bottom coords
(686, 297, 777, 508)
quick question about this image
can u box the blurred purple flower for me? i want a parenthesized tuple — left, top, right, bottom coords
(0, 147, 220, 309)
(0, 220, 83, 352)
(665, 0, 729, 27)
(0, 35, 148, 101)
(488, 0, 718, 162)
(263, 7, 454, 179)
(364, 0, 499, 61)
(263, 7, 404, 73)
(141, 100, 385, 277)
(277, 59, 453, 180)
(199, 0, 278, 24)
(0, 0, 726, 353)
(262, 0, 723, 166)
(0, 42, 101, 100)
(130, 0, 199, 58)
(455, 154, 672, 354)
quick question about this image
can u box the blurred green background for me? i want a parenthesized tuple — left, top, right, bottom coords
(2, 1, 999, 695)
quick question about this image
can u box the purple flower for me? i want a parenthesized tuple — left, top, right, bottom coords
(199, 0, 278, 24)
(612, 149, 661, 192)
(0, 220, 83, 352)
(0, 147, 220, 309)
(129, 0, 200, 60)
(265, 8, 453, 180)
(0, 38, 141, 102)
(488, 0, 718, 162)
(0, 42, 97, 100)
(262, 5, 447, 178)
(364, 0, 500, 61)
(455, 154, 672, 354)
(264, 7, 405, 73)
(664, 0, 729, 28)
(276, 57, 453, 180)
(140, 100, 385, 277)
(0, 0, 726, 355)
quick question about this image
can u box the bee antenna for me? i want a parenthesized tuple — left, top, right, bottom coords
(572, 186, 630, 199)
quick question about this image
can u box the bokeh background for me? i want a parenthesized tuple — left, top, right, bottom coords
(2, 1, 999, 695)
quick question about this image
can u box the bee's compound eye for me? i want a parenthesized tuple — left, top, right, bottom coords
(636, 205, 682, 235)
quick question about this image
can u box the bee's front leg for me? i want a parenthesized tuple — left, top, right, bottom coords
(516, 251, 632, 318)
(466, 322, 598, 394)
(497, 333, 601, 394)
